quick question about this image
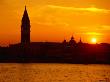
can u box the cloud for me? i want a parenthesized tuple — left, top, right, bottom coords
(98, 25, 110, 31)
(76, 32, 103, 36)
(85, 32, 103, 35)
(101, 25, 110, 29)
(47, 5, 110, 13)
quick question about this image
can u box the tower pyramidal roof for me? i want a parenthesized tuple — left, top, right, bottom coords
(22, 6, 30, 22)
(21, 6, 30, 46)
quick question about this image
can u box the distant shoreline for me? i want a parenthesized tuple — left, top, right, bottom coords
(0, 57, 109, 64)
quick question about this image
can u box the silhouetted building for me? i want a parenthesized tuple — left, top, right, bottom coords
(0, 6, 110, 64)
(69, 36, 76, 46)
(78, 37, 83, 44)
(62, 39, 67, 44)
(21, 6, 30, 47)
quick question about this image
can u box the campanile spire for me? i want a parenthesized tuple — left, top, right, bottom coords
(21, 6, 30, 46)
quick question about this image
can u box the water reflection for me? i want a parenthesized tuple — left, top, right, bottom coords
(0, 63, 110, 82)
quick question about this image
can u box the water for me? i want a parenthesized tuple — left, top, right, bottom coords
(0, 63, 110, 82)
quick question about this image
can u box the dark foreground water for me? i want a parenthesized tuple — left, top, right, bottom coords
(0, 63, 110, 82)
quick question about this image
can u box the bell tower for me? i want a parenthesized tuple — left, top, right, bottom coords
(21, 6, 30, 46)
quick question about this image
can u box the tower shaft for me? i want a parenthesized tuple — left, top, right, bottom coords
(21, 6, 30, 46)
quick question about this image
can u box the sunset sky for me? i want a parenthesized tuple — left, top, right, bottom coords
(0, 0, 110, 46)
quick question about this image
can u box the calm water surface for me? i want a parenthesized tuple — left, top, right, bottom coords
(0, 63, 110, 82)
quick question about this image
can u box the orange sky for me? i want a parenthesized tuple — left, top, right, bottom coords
(0, 0, 110, 46)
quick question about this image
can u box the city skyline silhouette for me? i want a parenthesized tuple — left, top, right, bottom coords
(0, 0, 110, 46)
(0, 1, 110, 82)
(0, 6, 109, 63)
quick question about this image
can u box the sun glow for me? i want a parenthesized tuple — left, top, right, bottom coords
(91, 38, 97, 44)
